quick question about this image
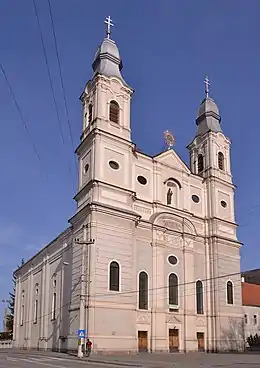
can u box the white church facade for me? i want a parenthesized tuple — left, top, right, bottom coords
(13, 19, 244, 353)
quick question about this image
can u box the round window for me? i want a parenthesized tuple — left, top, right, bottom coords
(168, 255, 178, 265)
(137, 175, 147, 185)
(84, 163, 89, 173)
(109, 160, 120, 170)
(192, 195, 200, 203)
(221, 200, 227, 208)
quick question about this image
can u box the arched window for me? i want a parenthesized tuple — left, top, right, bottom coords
(169, 273, 178, 306)
(51, 292, 57, 320)
(198, 154, 204, 173)
(227, 281, 234, 305)
(218, 152, 224, 170)
(109, 261, 120, 291)
(20, 292, 25, 326)
(138, 271, 148, 310)
(88, 104, 93, 123)
(196, 280, 204, 314)
(109, 100, 119, 124)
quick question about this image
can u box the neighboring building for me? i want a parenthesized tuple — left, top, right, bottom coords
(242, 270, 260, 341)
(13, 19, 244, 353)
(242, 269, 260, 285)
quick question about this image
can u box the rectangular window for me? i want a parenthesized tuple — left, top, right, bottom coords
(51, 293, 56, 320)
(20, 305, 24, 326)
(244, 314, 248, 324)
(33, 300, 38, 324)
(254, 314, 257, 325)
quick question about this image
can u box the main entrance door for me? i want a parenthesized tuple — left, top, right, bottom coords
(197, 332, 205, 352)
(138, 331, 148, 352)
(169, 329, 179, 352)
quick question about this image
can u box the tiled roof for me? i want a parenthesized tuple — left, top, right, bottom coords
(242, 282, 260, 307)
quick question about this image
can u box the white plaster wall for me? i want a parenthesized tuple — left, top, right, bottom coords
(243, 305, 260, 340)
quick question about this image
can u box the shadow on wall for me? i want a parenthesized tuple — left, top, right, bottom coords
(220, 317, 245, 352)
(48, 243, 74, 352)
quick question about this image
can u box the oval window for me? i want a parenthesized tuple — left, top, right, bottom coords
(192, 195, 200, 203)
(168, 255, 178, 265)
(109, 160, 120, 170)
(221, 200, 227, 208)
(137, 175, 147, 185)
(84, 163, 89, 173)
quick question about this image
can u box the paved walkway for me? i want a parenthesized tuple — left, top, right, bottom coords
(2, 349, 260, 368)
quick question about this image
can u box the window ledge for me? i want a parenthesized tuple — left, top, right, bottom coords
(108, 289, 120, 293)
(169, 304, 179, 309)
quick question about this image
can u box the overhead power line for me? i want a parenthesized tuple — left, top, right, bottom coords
(0, 62, 42, 164)
(32, 0, 75, 191)
(32, 0, 65, 146)
(47, 0, 76, 164)
(17, 270, 244, 327)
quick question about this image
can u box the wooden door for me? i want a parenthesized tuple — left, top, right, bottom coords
(197, 332, 205, 352)
(169, 329, 179, 352)
(138, 331, 148, 352)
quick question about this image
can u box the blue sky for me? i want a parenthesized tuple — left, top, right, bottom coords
(0, 0, 259, 325)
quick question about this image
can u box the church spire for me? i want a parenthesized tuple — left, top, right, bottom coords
(196, 76, 222, 136)
(92, 16, 128, 86)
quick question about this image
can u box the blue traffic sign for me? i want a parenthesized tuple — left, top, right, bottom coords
(78, 329, 86, 338)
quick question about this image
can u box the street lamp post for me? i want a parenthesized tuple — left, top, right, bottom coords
(75, 236, 95, 358)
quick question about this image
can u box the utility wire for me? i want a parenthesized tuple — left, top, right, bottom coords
(19, 271, 244, 326)
(47, 0, 77, 169)
(32, 0, 75, 190)
(0, 62, 42, 164)
(32, 0, 65, 146)
(93, 271, 242, 299)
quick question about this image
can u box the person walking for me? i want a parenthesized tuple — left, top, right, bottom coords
(86, 338, 92, 357)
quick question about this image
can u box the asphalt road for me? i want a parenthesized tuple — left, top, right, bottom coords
(1, 349, 260, 368)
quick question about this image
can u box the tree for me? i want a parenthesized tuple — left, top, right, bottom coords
(5, 258, 25, 337)
(5, 275, 16, 335)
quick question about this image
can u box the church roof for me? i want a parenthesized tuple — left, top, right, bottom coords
(197, 97, 219, 117)
(92, 37, 128, 86)
(196, 96, 222, 136)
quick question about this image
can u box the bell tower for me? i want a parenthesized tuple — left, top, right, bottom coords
(75, 17, 134, 207)
(80, 16, 133, 143)
(187, 77, 235, 222)
(188, 77, 232, 182)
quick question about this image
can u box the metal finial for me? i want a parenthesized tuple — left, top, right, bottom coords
(104, 16, 114, 39)
(204, 76, 210, 98)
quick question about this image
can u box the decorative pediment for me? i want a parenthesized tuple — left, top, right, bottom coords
(154, 150, 190, 174)
(196, 317, 205, 326)
(137, 314, 150, 324)
(167, 315, 182, 324)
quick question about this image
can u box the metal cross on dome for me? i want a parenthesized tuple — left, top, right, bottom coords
(204, 76, 210, 98)
(104, 16, 114, 39)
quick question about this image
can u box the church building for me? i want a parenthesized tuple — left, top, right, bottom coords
(13, 18, 244, 353)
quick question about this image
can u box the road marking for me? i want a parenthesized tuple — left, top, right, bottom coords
(7, 356, 141, 368)
(7, 357, 68, 368)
